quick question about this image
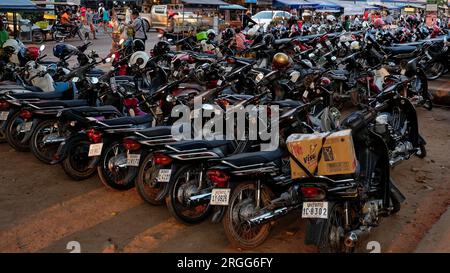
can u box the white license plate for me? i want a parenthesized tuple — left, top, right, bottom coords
(217, 80, 222, 86)
(0, 111, 9, 121)
(316, 43, 323, 49)
(210, 188, 230, 205)
(302, 202, 328, 219)
(345, 42, 350, 47)
(126, 153, 141, 166)
(157, 169, 172, 182)
(325, 40, 331, 46)
(20, 122, 33, 132)
(88, 143, 103, 157)
(303, 90, 309, 98)
(225, 66, 232, 72)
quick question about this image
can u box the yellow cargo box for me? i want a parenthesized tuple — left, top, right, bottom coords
(287, 129, 357, 179)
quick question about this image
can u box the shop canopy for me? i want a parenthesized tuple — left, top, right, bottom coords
(218, 4, 247, 10)
(310, 1, 343, 11)
(181, 0, 229, 6)
(327, 0, 379, 15)
(274, 0, 319, 9)
(0, 0, 38, 12)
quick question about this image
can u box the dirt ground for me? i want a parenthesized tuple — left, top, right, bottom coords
(0, 105, 449, 253)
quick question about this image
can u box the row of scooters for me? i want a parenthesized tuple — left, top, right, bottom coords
(0, 30, 438, 252)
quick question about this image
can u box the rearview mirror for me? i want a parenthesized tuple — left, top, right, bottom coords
(39, 45, 45, 52)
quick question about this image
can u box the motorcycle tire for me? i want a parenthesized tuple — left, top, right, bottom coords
(30, 119, 61, 164)
(97, 140, 137, 191)
(416, 144, 427, 159)
(61, 137, 99, 181)
(166, 164, 213, 225)
(424, 61, 445, 80)
(5, 110, 31, 152)
(135, 152, 167, 206)
(52, 31, 64, 42)
(222, 182, 273, 249)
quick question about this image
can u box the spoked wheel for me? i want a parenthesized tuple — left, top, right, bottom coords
(52, 30, 64, 42)
(97, 141, 137, 191)
(166, 165, 213, 225)
(62, 139, 98, 180)
(316, 203, 349, 253)
(30, 119, 63, 164)
(135, 153, 168, 205)
(5, 111, 31, 152)
(222, 182, 273, 249)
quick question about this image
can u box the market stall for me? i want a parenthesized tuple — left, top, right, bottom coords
(218, 4, 247, 28)
(0, 0, 41, 42)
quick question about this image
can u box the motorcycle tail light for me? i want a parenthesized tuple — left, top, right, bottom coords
(207, 169, 230, 188)
(153, 153, 173, 166)
(216, 98, 230, 109)
(301, 186, 326, 200)
(86, 128, 102, 143)
(123, 138, 141, 151)
(19, 109, 33, 119)
(0, 100, 10, 110)
(226, 57, 236, 64)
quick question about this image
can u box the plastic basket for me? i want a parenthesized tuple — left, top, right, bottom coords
(35, 21, 48, 29)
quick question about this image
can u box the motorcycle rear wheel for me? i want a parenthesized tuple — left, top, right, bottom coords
(135, 152, 167, 206)
(5, 111, 31, 152)
(30, 119, 61, 164)
(222, 182, 273, 249)
(61, 138, 98, 180)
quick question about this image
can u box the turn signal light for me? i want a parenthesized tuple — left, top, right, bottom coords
(153, 153, 172, 166)
(207, 169, 230, 188)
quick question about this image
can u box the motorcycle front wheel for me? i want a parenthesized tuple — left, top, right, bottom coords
(424, 61, 445, 80)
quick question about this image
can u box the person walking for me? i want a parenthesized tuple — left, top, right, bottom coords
(0, 20, 9, 47)
(127, 9, 147, 49)
(242, 11, 257, 30)
(102, 7, 110, 33)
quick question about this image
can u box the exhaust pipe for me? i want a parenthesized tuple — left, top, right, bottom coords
(344, 227, 372, 248)
(187, 192, 211, 206)
(246, 206, 295, 226)
(43, 136, 66, 145)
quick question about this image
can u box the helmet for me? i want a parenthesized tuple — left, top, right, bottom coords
(53, 43, 78, 58)
(207, 29, 216, 39)
(326, 15, 336, 22)
(26, 46, 40, 61)
(2, 39, 20, 54)
(153, 41, 170, 56)
(263, 33, 275, 47)
(223, 28, 235, 40)
(132, 39, 145, 52)
(272, 52, 291, 70)
(350, 41, 360, 51)
(129, 51, 149, 69)
(373, 18, 385, 29)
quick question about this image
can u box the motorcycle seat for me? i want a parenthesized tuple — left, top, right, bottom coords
(274, 38, 292, 45)
(86, 68, 105, 76)
(221, 148, 284, 168)
(271, 99, 303, 109)
(166, 139, 235, 153)
(137, 126, 173, 138)
(69, 105, 120, 116)
(11, 90, 66, 100)
(327, 70, 349, 80)
(383, 45, 417, 55)
(28, 99, 87, 109)
(102, 114, 152, 126)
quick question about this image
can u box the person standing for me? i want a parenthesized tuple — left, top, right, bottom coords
(343, 15, 351, 31)
(0, 20, 9, 47)
(385, 11, 393, 25)
(80, 6, 87, 25)
(86, 8, 96, 39)
(242, 11, 257, 29)
(129, 9, 147, 49)
(102, 7, 110, 33)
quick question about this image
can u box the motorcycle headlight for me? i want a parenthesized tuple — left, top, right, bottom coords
(166, 94, 175, 102)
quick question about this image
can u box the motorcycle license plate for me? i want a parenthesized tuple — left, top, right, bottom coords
(157, 169, 172, 182)
(345, 42, 350, 47)
(88, 143, 103, 157)
(0, 111, 9, 121)
(302, 202, 328, 219)
(210, 189, 230, 205)
(126, 153, 141, 167)
(337, 42, 342, 47)
(316, 43, 323, 49)
(325, 40, 331, 46)
(20, 122, 33, 133)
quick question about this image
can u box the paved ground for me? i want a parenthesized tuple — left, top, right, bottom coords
(1, 35, 449, 253)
